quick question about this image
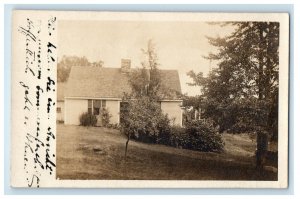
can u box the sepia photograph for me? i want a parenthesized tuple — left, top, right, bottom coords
(10, 9, 289, 188)
(55, 19, 282, 181)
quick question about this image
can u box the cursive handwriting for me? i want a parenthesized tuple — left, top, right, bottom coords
(19, 16, 57, 188)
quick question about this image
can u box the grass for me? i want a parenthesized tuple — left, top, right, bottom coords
(56, 124, 277, 180)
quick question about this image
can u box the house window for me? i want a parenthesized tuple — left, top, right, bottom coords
(93, 100, 101, 115)
(88, 99, 106, 115)
(88, 99, 92, 114)
(56, 107, 61, 113)
(102, 100, 106, 108)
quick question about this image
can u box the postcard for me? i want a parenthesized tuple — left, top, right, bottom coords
(11, 10, 289, 188)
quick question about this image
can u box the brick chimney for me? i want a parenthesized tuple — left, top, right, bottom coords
(121, 59, 131, 73)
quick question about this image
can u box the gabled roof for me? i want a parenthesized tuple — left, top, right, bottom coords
(65, 66, 182, 99)
(57, 82, 66, 101)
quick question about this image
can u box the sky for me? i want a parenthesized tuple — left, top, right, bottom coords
(58, 20, 234, 96)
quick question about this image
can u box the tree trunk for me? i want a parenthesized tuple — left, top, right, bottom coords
(258, 26, 265, 101)
(124, 134, 130, 159)
(123, 132, 131, 178)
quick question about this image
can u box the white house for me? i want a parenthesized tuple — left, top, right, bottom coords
(56, 82, 66, 122)
(61, 59, 183, 126)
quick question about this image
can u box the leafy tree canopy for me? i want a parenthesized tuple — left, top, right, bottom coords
(187, 22, 279, 138)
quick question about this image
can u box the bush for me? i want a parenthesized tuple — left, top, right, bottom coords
(156, 114, 172, 144)
(121, 97, 224, 153)
(121, 96, 172, 143)
(153, 120, 224, 153)
(133, 113, 172, 144)
(168, 126, 187, 147)
(79, 112, 97, 126)
(110, 123, 121, 130)
(184, 120, 224, 152)
(101, 108, 112, 127)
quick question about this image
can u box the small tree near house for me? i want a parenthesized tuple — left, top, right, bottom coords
(120, 40, 171, 159)
(120, 95, 168, 158)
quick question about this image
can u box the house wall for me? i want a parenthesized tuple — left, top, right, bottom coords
(106, 100, 120, 124)
(161, 101, 183, 126)
(56, 101, 64, 121)
(65, 98, 182, 126)
(65, 99, 88, 125)
(64, 98, 120, 125)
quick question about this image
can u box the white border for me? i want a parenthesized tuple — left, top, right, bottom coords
(10, 10, 289, 188)
(1, 1, 298, 198)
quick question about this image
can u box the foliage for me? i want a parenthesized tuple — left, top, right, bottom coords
(139, 120, 224, 153)
(155, 114, 173, 145)
(79, 112, 97, 127)
(184, 120, 224, 152)
(120, 95, 173, 158)
(106, 123, 121, 130)
(141, 40, 162, 99)
(128, 67, 150, 98)
(120, 40, 174, 158)
(128, 40, 180, 100)
(187, 22, 279, 139)
(120, 101, 224, 152)
(182, 95, 205, 126)
(120, 96, 170, 143)
(127, 40, 163, 100)
(57, 55, 103, 82)
(228, 98, 269, 133)
(205, 22, 279, 101)
(122, 39, 222, 157)
(182, 95, 203, 110)
(162, 126, 187, 147)
(101, 108, 112, 127)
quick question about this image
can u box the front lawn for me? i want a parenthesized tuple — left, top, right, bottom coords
(56, 124, 277, 180)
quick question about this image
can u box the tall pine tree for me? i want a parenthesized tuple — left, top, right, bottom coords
(188, 22, 279, 139)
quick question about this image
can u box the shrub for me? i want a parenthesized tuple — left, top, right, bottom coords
(134, 113, 172, 144)
(168, 126, 187, 147)
(120, 97, 224, 153)
(111, 123, 121, 130)
(79, 112, 97, 126)
(101, 108, 112, 127)
(121, 96, 172, 143)
(153, 120, 224, 153)
(156, 114, 172, 144)
(184, 120, 224, 152)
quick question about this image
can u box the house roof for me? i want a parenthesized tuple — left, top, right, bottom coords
(57, 82, 66, 101)
(65, 66, 182, 99)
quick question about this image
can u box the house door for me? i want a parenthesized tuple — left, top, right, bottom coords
(93, 100, 102, 126)
(89, 99, 106, 126)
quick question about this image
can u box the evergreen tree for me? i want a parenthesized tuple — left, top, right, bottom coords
(188, 22, 279, 139)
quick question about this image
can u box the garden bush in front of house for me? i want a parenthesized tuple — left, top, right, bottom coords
(163, 125, 187, 148)
(184, 120, 224, 152)
(101, 108, 112, 127)
(79, 112, 97, 126)
(139, 117, 224, 153)
(119, 96, 224, 152)
(157, 120, 224, 153)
